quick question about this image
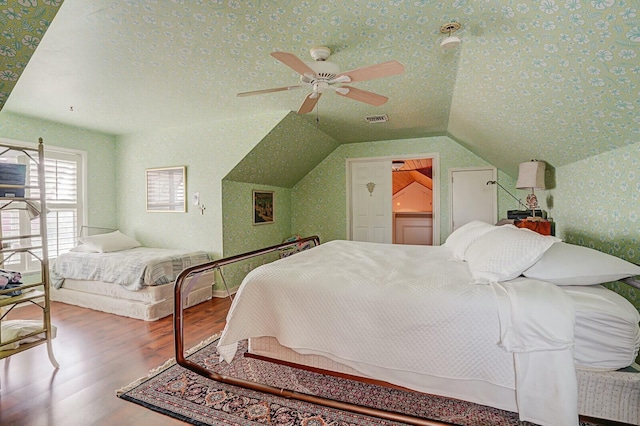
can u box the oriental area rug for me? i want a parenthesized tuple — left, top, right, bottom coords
(117, 336, 601, 426)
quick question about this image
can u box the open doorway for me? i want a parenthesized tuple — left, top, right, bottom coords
(392, 158, 433, 245)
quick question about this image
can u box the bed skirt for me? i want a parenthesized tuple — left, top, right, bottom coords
(248, 336, 640, 425)
(51, 271, 214, 321)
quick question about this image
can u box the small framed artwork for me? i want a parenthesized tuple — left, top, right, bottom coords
(253, 190, 274, 225)
(146, 166, 186, 212)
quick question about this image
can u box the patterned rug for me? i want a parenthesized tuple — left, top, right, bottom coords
(117, 335, 601, 426)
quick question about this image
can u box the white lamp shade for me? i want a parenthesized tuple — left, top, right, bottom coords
(516, 161, 546, 190)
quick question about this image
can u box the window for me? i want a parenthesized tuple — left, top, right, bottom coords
(0, 144, 84, 272)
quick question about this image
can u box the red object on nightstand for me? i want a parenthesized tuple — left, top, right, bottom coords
(514, 220, 554, 236)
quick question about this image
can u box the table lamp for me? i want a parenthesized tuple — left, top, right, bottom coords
(516, 160, 546, 219)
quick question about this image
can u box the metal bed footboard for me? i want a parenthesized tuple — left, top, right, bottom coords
(173, 235, 450, 426)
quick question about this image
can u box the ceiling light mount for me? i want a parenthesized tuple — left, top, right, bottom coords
(440, 22, 461, 49)
(309, 46, 331, 61)
(440, 22, 461, 35)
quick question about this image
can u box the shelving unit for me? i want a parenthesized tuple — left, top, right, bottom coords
(0, 138, 59, 369)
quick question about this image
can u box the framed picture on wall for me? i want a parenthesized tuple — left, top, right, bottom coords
(253, 190, 274, 225)
(146, 166, 186, 212)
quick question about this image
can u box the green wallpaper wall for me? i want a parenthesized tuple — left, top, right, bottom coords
(551, 141, 640, 309)
(221, 180, 291, 290)
(291, 135, 496, 245)
(0, 111, 117, 229)
(225, 112, 339, 188)
(115, 111, 287, 259)
(4, 110, 636, 312)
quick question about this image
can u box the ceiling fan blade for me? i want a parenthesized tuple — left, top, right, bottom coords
(237, 85, 302, 97)
(271, 51, 316, 76)
(297, 93, 321, 114)
(336, 86, 388, 106)
(337, 60, 404, 83)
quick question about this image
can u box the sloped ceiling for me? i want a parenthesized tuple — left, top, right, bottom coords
(224, 112, 340, 187)
(1, 1, 638, 178)
(0, 2, 62, 107)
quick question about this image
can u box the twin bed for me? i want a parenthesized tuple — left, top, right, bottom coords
(175, 222, 640, 426)
(51, 229, 214, 321)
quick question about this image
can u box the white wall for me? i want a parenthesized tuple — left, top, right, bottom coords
(393, 181, 432, 212)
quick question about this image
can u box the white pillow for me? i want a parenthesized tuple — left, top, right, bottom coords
(466, 226, 560, 283)
(443, 220, 499, 260)
(69, 244, 97, 252)
(524, 242, 640, 286)
(78, 230, 141, 253)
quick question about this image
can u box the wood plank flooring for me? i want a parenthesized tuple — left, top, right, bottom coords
(0, 297, 232, 426)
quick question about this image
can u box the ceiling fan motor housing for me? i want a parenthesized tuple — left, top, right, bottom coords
(301, 60, 340, 83)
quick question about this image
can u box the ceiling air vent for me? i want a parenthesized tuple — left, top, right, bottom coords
(364, 114, 388, 124)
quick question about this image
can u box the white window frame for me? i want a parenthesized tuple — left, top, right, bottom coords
(0, 137, 87, 272)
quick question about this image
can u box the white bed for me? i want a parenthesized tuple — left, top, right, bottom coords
(217, 223, 640, 426)
(50, 230, 214, 321)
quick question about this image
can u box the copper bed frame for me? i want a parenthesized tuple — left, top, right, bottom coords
(173, 236, 640, 426)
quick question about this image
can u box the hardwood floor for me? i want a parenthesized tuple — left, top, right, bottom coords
(0, 297, 232, 426)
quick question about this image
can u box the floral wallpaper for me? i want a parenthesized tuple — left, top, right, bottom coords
(221, 180, 291, 291)
(0, 111, 117, 228)
(1, 0, 637, 179)
(225, 112, 339, 188)
(0, 0, 62, 111)
(291, 135, 496, 245)
(1, 0, 637, 309)
(115, 111, 287, 261)
(448, 0, 640, 176)
(551, 141, 640, 309)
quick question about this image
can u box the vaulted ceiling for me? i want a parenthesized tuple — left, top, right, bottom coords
(1, 0, 638, 178)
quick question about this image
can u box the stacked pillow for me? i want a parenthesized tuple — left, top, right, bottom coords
(444, 221, 640, 285)
(463, 225, 560, 283)
(443, 220, 499, 260)
(523, 242, 640, 286)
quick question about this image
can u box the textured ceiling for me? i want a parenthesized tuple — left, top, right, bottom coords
(1, 0, 639, 177)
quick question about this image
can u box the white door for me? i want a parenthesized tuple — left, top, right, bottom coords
(350, 161, 392, 243)
(450, 168, 496, 232)
(394, 214, 433, 245)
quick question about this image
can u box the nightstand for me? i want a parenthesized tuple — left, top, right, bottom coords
(514, 219, 555, 236)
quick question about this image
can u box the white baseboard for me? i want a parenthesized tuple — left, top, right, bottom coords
(212, 286, 239, 299)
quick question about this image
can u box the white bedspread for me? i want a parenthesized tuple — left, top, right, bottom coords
(492, 279, 577, 426)
(217, 240, 578, 425)
(50, 247, 211, 291)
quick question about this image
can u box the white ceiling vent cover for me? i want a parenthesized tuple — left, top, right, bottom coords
(364, 114, 389, 123)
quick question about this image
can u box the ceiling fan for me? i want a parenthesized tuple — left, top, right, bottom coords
(237, 46, 405, 114)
